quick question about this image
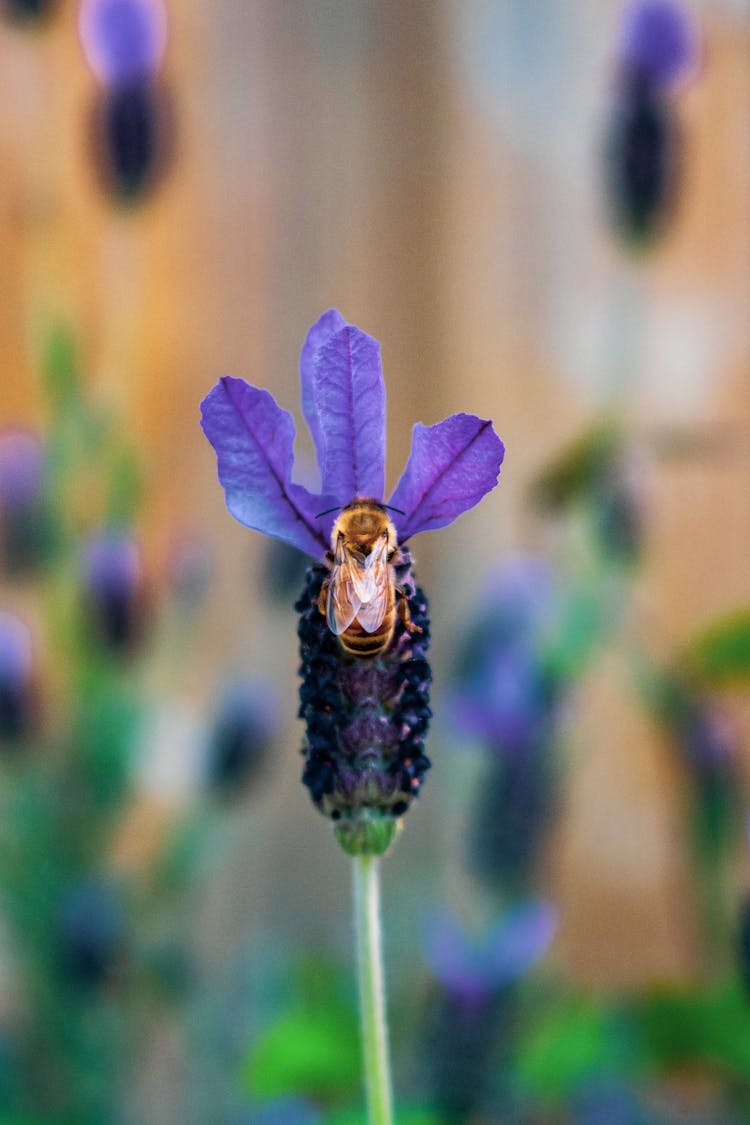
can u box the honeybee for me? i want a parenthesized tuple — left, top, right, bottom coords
(318, 498, 419, 658)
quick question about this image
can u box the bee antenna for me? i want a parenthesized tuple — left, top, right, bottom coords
(315, 506, 342, 519)
(381, 504, 405, 515)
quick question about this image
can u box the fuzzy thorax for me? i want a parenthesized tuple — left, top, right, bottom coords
(296, 548, 431, 856)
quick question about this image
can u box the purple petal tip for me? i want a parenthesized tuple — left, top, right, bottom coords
(616, 0, 700, 90)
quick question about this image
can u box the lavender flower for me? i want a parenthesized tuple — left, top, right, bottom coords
(605, 1, 699, 246)
(423, 902, 557, 1119)
(79, 0, 170, 202)
(0, 429, 51, 576)
(82, 529, 144, 653)
(448, 558, 564, 890)
(207, 678, 279, 797)
(201, 310, 504, 854)
(0, 612, 34, 742)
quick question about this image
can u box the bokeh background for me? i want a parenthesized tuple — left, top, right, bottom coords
(0, 1, 749, 1122)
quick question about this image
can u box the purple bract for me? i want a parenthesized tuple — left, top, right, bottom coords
(0, 612, 33, 693)
(424, 900, 558, 1006)
(615, 0, 700, 90)
(200, 311, 504, 557)
(0, 430, 43, 512)
(79, 0, 167, 86)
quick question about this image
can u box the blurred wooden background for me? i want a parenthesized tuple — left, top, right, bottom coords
(0, 0, 748, 991)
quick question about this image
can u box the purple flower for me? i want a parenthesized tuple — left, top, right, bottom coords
(200, 310, 504, 559)
(0, 611, 34, 741)
(207, 678, 280, 797)
(424, 901, 558, 1009)
(448, 556, 560, 754)
(82, 529, 144, 652)
(0, 430, 43, 512)
(79, 0, 167, 86)
(201, 312, 503, 854)
(615, 1, 700, 91)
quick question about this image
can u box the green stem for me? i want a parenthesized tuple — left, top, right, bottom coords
(353, 854, 394, 1125)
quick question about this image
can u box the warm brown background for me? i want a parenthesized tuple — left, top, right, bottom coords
(0, 0, 749, 992)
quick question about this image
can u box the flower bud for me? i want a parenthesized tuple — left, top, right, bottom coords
(207, 679, 278, 798)
(0, 612, 34, 743)
(295, 549, 431, 856)
(81, 530, 145, 654)
(91, 78, 171, 204)
(0, 429, 51, 577)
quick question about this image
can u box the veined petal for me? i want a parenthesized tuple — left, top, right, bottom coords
(310, 324, 386, 504)
(389, 413, 505, 541)
(200, 377, 331, 558)
(299, 308, 346, 480)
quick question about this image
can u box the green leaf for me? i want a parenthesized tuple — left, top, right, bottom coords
(681, 610, 750, 686)
(528, 425, 619, 512)
(516, 996, 638, 1099)
(638, 984, 750, 1081)
(42, 324, 80, 410)
(241, 1001, 360, 1101)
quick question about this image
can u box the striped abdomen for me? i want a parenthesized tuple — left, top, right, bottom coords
(338, 592, 395, 658)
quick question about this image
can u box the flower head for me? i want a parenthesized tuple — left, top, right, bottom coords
(0, 611, 34, 742)
(449, 556, 561, 755)
(200, 309, 504, 560)
(201, 312, 504, 854)
(81, 529, 145, 652)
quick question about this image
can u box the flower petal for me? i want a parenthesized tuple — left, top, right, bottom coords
(200, 377, 331, 558)
(389, 413, 505, 541)
(308, 323, 386, 504)
(483, 899, 558, 986)
(299, 308, 346, 480)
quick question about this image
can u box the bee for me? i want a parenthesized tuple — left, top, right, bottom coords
(317, 498, 420, 658)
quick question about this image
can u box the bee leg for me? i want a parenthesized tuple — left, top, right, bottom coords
(396, 588, 423, 634)
(318, 578, 330, 617)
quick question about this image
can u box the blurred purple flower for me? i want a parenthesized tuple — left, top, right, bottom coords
(207, 678, 280, 796)
(616, 0, 700, 90)
(0, 612, 34, 742)
(679, 699, 738, 772)
(424, 900, 558, 1009)
(79, 0, 167, 86)
(0, 430, 43, 512)
(82, 529, 144, 651)
(448, 556, 560, 755)
(200, 309, 504, 559)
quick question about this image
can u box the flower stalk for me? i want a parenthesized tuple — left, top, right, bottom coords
(353, 854, 394, 1125)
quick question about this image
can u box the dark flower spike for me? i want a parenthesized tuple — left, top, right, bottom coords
(201, 311, 504, 854)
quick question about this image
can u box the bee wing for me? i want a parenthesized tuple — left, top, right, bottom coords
(327, 543, 362, 635)
(355, 536, 390, 634)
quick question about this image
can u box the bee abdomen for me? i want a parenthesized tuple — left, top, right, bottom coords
(341, 614, 394, 658)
